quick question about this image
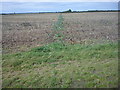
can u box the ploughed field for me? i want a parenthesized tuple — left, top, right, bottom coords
(2, 12, 118, 88)
(2, 12, 118, 53)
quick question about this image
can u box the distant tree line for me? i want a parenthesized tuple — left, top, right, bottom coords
(61, 9, 119, 13)
(1, 9, 119, 15)
(62, 9, 72, 13)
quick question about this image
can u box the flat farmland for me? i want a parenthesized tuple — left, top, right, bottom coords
(2, 12, 118, 53)
(2, 13, 59, 53)
(2, 12, 118, 88)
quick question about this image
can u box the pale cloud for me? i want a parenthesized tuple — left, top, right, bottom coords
(1, 0, 119, 2)
(1, 2, 118, 13)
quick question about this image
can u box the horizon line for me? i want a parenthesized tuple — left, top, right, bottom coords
(1, 9, 119, 14)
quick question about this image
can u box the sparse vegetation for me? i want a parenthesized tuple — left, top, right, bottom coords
(51, 14, 65, 44)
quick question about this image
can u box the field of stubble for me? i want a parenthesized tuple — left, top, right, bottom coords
(2, 12, 118, 88)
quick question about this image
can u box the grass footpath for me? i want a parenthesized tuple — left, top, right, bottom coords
(2, 42, 118, 88)
(50, 14, 65, 44)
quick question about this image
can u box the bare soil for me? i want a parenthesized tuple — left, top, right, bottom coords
(2, 12, 118, 53)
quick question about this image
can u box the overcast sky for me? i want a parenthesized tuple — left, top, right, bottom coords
(1, 0, 119, 2)
(1, 2, 118, 13)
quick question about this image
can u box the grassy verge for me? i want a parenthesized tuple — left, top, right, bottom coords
(2, 42, 118, 88)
